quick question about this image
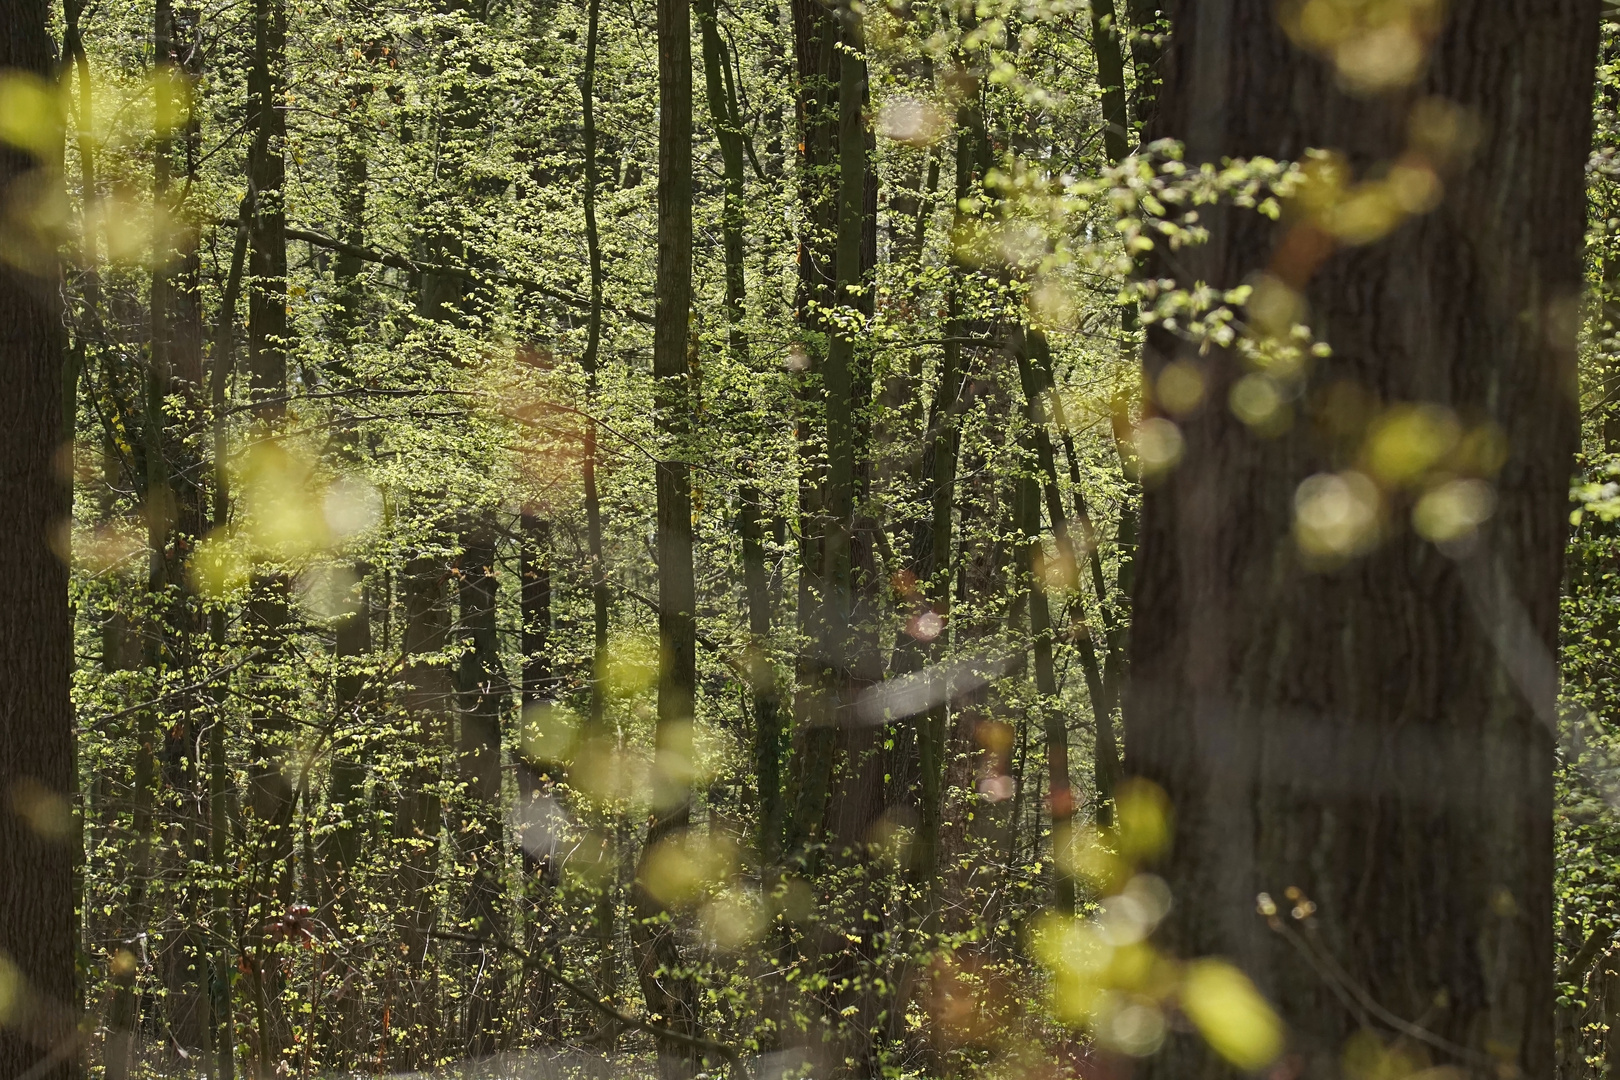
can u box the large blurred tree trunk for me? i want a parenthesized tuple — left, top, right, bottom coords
(0, 0, 75, 1076)
(1127, 3, 1598, 1077)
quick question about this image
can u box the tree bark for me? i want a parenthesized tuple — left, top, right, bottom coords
(0, 3, 75, 1077)
(1127, 3, 1597, 1076)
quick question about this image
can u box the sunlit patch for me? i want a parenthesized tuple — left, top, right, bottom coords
(0, 74, 59, 159)
(1029, 275, 1079, 331)
(1412, 478, 1495, 543)
(1280, 0, 1444, 93)
(1115, 779, 1172, 862)
(294, 563, 360, 619)
(1180, 959, 1285, 1070)
(639, 831, 739, 909)
(74, 521, 147, 575)
(323, 476, 382, 540)
(1155, 361, 1206, 417)
(1294, 471, 1383, 560)
(8, 777, 75, 841)
(0, 953, 22, 1026)
(190, 530, 250, 598)
(876, 96, 949, 147)
(1130, 418, 1184, 479)
(1363, 404, 1460, 487)
(603, 632, 658, 698)
(700, 886, 768, 948)
(906, 608, 944, 642)
(1230, 374, 1291, 436)
(520, 702, 582, 766)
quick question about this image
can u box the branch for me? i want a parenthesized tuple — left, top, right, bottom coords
(426, 930, 743, 1070)
(1562, 922, 1614, 985)
(84, 654, 261, 730)
(234, 221, 655, 325)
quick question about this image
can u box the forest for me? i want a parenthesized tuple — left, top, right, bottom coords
(2, 0, 1620, 1076)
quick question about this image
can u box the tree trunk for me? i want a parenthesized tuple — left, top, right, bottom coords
(901, 108, 975, 923)
(784, 0, 841, 857)
(207, 209, 249, 1080)
(246, 0, 287, 418)
(455, 528, 508, 1057)
(1127, 4, 1597, 1076)
(388, 554, 450, 1071)
(632, 0, 703, 1067)
(0, 4, 75, 1077)
(739, 488, 784, 865)
(242, 0, 293, 1067)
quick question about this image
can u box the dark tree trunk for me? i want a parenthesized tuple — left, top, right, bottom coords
(516, 509, 554, 877)
(632, 0, 703, 1067)
(1127, 4, 1598, 1077)
(738, 488, 784, 865)
(0, 4, 74, 1078)
(455, 528, 508, 1057)
(246, 0, 286, 416)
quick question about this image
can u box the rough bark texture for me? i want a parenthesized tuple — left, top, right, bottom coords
(1127, 3, 1597, 1077)
(0, 3, 75, 1077)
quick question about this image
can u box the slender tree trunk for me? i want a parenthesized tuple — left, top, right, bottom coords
(1123, 0, 1163, 140)
(0, 5, 75, 1076)
(246, 0, 287, 418)
(696, 0, 748, 355)
(455, 529, 508, 1057)
(631, 0, 703, 1068)
(1128, 4, 1596, 1076)
(393, 555, 450, 1068)
(576, 0, 622, 1025)
(902, 112, 976, 922)
(739, 489, 783, 865)
(242, 0, 292, 1067)
(517, 509, 554, 871)
(208, 209, 249, 1080)
(1014, 331, 1122, 820)
(1088, 0, 1130, 162)
(784, 0, 841, 856)
(1013, 441, 1074, 913)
